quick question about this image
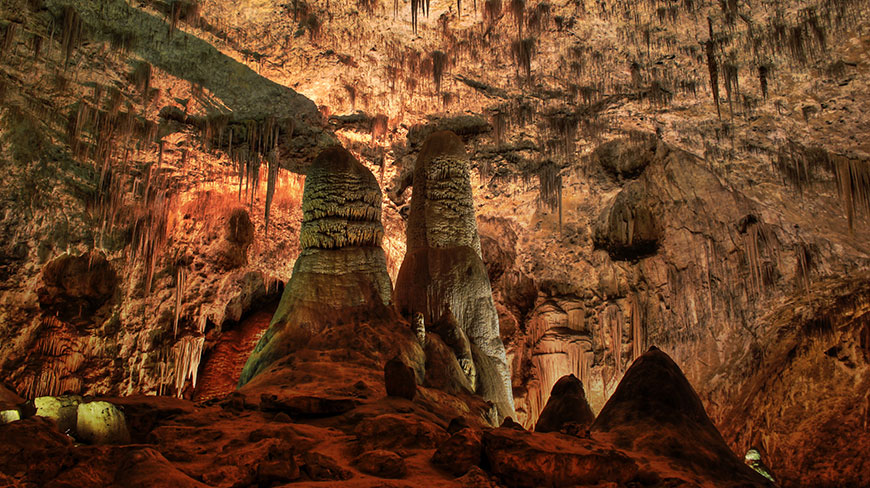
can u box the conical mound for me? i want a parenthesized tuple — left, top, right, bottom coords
(534, 374, 595, 433)
(592, 347, 773, 487)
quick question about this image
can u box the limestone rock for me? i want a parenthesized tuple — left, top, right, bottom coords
(239, 147, 393, 386)
(212, 207, 254, 269)
(0, 409, 19, 423)
(534, 374, 595, 434)
(593, 181, 660, 260)
(258, 393, 358, 417)
(256, 459, 301, 485)
(395, 130, 515, 422)
(76, 401, 131, 444)
(354, 413, 448, 451)
(592, 347, 772, 486)
(481, 427, 638, 487)
(37, 250, 116, 316)
(33, 395, 82, 435)
(432, 427, 482, 477)
(353, 449, 407, 479)
(594, 136, 657, 179)
(384, 357, 416, 400)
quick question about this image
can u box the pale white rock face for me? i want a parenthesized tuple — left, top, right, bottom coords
(0, 410, 20, 424)
(76, 401, 131, 445)
(34, 395, 82, 435)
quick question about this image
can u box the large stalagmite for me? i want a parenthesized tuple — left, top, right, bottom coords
(394, 130, 515, 421)
(592, 346, 773, 487)
(238, 147, 393, 386)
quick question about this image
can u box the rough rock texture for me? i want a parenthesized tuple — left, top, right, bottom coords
(76, 400, 131, 444)
(239, 147, 393, 386)
(533, 374, 595, 434)
(395, 130, 515, 422)
(432, 427, 483, 477)
(481, 427, 639, 487)
(592, 346, 772, 487)
(593, 179, 661, 261)
(384, 357, 417, 400)
(37, 250, 118, 318)
(352, 449, 407, 479)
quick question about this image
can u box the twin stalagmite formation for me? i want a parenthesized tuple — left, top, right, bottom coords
(239, 132, 515, 422)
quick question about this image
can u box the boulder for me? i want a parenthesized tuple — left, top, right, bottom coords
(33, 395, 82, 435)
(353, 450, 407, 479)
(384, 357, 416, 400)
(76, 401, 131, 444)
(256, 459, 301, 485)
(534, 374, 595, 434)
(432, 427, 482, 476)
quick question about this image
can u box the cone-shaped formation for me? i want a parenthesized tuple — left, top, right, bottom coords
(395, 131, 515, 422)
(592, 347, 773, 486)
(534, 374, 595, 433)
(239, 147, 392, 386)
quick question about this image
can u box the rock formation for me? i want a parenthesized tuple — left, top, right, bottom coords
(533, 374, 595, 434)
(394, 130, 515, 422)
(592, 346, 772, 487)
(238, 146, 393, 386)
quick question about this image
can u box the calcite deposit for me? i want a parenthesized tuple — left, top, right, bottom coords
(1, 0, 870, 485)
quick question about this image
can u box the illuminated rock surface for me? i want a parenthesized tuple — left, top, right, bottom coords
(0, 0, 869, 485)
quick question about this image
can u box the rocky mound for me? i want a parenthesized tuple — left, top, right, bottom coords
(592, 346, 773, 487)
(533, 374, 595, 434)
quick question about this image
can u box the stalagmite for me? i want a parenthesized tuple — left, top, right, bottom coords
(239, 147, 393, 386)
(395, 130, 515, 422)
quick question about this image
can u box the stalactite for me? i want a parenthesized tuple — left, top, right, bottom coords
(484, 0, 502, 24)
(174, 266, 187, 338)
(739, 215, 779, 296)
(264, 150, 279, 237)
(171, 335, 205, 398)
(431, 50, 448, 93)
(705, 30, 721, 119)
(529, 338, 592, 425)
(1, 22, 17, 60)
(629, 296, 644, 362)
(795, 242, 814, 292)
(59, 6, 83, 67)
(511, 37, 534, 81)
(21, 316, 85, 398)
(510, 0, 526, 38)
(537, 161, 562, 233)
